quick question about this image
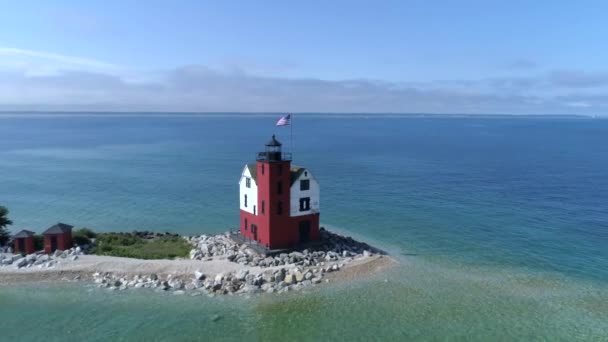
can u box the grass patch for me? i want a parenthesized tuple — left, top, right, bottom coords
(90, 232, 191, 260)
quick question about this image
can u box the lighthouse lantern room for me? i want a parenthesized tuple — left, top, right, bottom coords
(239, 135, 320, 249)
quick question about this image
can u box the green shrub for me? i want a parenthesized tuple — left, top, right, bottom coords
(90, 233, 190, 260)
(73, 228, 97, 246)
(75, 228, 96, 239)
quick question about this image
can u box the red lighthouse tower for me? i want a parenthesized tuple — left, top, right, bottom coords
(239, 135, 320, 249)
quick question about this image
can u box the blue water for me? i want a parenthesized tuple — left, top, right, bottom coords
(1, 114, 607, 340)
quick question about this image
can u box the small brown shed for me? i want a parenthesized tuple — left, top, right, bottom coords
(12, 230, 36, 255)
(43, 223, 73, 254)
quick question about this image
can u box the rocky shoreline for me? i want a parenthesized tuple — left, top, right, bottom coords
(1, 228, 392, 296)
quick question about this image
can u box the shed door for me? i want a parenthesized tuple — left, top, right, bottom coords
(50, 236, 58, 251)
(18, 239, 25, 252)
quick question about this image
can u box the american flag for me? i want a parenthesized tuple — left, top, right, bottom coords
(276, 114, 291, 126)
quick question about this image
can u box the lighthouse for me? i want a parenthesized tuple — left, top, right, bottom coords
(239, 135, 320, 249)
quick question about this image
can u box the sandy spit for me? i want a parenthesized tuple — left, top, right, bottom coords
(0, 254, 397, 286)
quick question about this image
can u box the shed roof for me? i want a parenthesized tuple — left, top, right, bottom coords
(13, 229, 35, 239)
(43, 223, 73, 235)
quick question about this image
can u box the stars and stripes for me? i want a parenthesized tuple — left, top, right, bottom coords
(276, 114, 291, 126)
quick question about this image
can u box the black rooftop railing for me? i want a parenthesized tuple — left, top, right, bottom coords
(256, 151, 292, 162)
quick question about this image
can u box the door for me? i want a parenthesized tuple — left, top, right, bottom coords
(299, 221, 311, 244)
(18, 239, 25, 253)
(50, 236, 58, 252)
(251, 225, 258, 241)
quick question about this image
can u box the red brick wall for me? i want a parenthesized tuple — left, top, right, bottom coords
(14, 237, 35, 255)
(44, 231, 73, 254)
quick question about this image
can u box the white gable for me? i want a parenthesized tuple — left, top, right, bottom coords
(290, 168, 320, 216)
(239, 164, 257, 215)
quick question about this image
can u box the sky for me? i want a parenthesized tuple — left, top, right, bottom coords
(0, 0, 607, 114)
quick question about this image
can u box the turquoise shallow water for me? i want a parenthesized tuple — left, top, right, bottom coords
(1, 114, 607, 340)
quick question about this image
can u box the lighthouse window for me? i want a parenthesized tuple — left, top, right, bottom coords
(244, 194, 248, 207)
(299, 197, 310, 211)
(261, 164, 265, 175)
(244, 218, 248, 230)
(300, 179, 310, 191)
(253, 205, 257, 215)
(277, 181, 283, 194)
(261, 200, 265, 214)
(245, 177, 251, 188)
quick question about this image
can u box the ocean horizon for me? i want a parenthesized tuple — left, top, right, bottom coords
(1, 113, 607, 340)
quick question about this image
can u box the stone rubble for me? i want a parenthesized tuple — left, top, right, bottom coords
(87, 228, 378, 296)
(0, 246, 84, 269)
(0, 227, 378, 297)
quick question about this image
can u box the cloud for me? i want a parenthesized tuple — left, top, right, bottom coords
(0, 47, 121, 75)
(0, 50, 606, 114)
(548, 70, 608, 88)
(505, 59, 539, 70)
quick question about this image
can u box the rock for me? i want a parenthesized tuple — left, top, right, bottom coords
(14, 257, 28, 268)
(242, 285, 260, 294)
(363, 250, 372, 257)
(294, 271, 304, 282)
(332, 264, 339, 271)
(262, 270, 275, 283)
(149, 273, 158, 281)
(71, 255, 79, 261)
(194, 270, 205, 280)
(312, 277, 322, 284)
(173, 290, 186, 295)
(235, 269, 249, 281)
(189, 249, 198, 259)
(261, 283, 274, 291)
(211, 314, 222, 322)
(304, 271, 313, 280)
(213, 273, 224, 290)
(1, 258, 12, 265)
(284, 274, 295, 285)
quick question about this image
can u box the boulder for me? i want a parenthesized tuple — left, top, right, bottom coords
(235, 269, 249, 281)
(262, 270, 275, 283)
(294, 271, 304, 283)
(14, 257, 28, 268)
(194, 270, 205, 280)
(71, 255, 79, 261)
(284, 274, 295, 285)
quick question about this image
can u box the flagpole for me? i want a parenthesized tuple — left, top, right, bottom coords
(291, 113, 294, 158)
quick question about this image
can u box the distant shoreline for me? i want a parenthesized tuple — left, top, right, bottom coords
(0, 111, 598, 119)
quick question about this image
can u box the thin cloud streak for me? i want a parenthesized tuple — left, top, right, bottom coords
(0, 47, 120, 71)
